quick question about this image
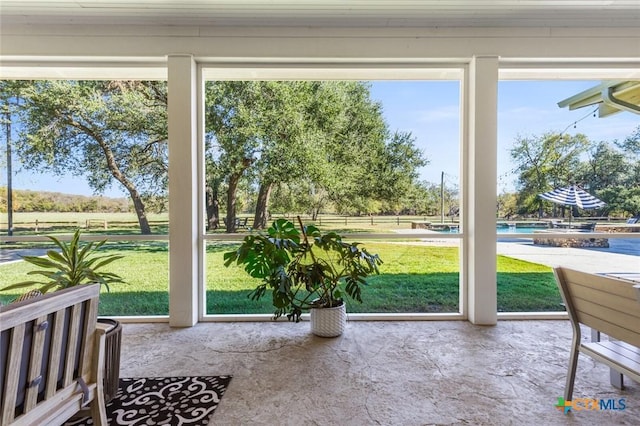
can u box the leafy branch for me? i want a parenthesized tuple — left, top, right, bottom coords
(224, 217, 382, 322)
(1, 229, 124, 294)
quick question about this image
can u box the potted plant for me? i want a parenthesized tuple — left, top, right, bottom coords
(224, 217, 383, 337)
(1, 229, 125, 401)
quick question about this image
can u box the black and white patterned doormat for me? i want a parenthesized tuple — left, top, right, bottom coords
(66, 376, 232, 425)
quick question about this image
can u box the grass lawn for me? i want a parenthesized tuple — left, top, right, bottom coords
(0, 241, 562, 316)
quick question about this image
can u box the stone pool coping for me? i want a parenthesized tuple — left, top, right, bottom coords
(532, 229, 609, 248)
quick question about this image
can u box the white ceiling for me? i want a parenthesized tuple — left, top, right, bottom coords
(1, 0, 639, 27)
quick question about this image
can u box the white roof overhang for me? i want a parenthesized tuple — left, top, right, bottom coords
(1, 0, 640, 28)
(558, 80, 640, 117)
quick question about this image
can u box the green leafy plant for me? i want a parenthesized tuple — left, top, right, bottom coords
(1, 229, 124, 294)
(224, 217, 383, 322)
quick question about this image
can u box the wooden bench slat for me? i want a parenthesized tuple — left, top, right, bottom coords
(63, 303, 82, 387)
(571, 302, 640, 347)
(577, 312, 640, 347)
(0, 285, 100, 331)
(45, 309, 66, 398)
(9, 381, 98, 426)
(24, 315, 49, 412)
(79, 297, 99, 380)
(563, 269, 639, 298)
(89, 324, 108, 423)
(610, 340, 640, 355)
(2, 323, 25, 425)
(571, 284, 640, 317)
(582, 343, 640, 382)
(599, 340, 640, 363)
(573, 296, 640, 328)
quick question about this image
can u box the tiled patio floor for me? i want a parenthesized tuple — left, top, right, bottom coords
(120, 320, 639, 425)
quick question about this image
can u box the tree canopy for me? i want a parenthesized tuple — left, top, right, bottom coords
(3, 79, 428, 233)
(3, 80, 168, 234)
(5, 77, 638, 225)
(510, 126, 640, 218)
(204, 81, 427, 229)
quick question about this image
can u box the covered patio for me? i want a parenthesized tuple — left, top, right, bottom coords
(1, 1, 640, 424)
(122, 320, 639, 424)
(2, 1, 639, 328)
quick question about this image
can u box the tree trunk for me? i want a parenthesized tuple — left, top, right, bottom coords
(128, 188, 152, 234)
(89, 131, 152, 234)
(226, 172, 242, 233)
(224, 158, 253, 233)
(205, 182, 220, 231)
(253, 182, 274, 229)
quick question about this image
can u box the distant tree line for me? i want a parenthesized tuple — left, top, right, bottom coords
(0, 187, 130, 213)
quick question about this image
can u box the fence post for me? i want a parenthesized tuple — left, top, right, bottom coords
(371, 216, 374, 226)
(345, 216, 347, 226)
(397, 216, 400, 225)
(104, 220, 108, 230)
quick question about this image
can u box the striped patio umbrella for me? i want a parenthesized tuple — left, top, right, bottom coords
(539, 185, 606, 222)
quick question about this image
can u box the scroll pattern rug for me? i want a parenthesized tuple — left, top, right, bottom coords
(66, 376, 232, 425)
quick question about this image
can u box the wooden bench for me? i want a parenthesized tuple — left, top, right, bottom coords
(0, 284, 107, 425)
(223, 217, 249, 229)
(553, 267, 640, 400)
(410, 221, 430, 229)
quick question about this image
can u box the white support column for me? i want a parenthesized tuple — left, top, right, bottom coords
(466, 56, 498, 325)
(168, 54, 198, 327)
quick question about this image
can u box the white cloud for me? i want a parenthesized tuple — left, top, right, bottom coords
(415, 105, 460, 123)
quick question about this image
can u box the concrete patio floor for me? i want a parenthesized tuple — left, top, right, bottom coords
(120, 320, 639, 425)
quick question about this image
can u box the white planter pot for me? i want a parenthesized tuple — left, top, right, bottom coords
(310, 303, 346, 337)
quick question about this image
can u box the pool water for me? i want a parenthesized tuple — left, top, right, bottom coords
(437, 226, 546, 234)
(498, 226, 545, 234)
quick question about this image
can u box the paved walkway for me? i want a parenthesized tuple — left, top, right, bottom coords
(496, 240, 640, 273)
(0, 248, 50, 264)
(393, 229, 639, 273)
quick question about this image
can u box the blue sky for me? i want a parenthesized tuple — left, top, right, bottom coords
(5, 80, 639, 197)
(371, 80, 639, 193)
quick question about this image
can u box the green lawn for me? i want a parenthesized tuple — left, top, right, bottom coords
(0, 241, 562, 315)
